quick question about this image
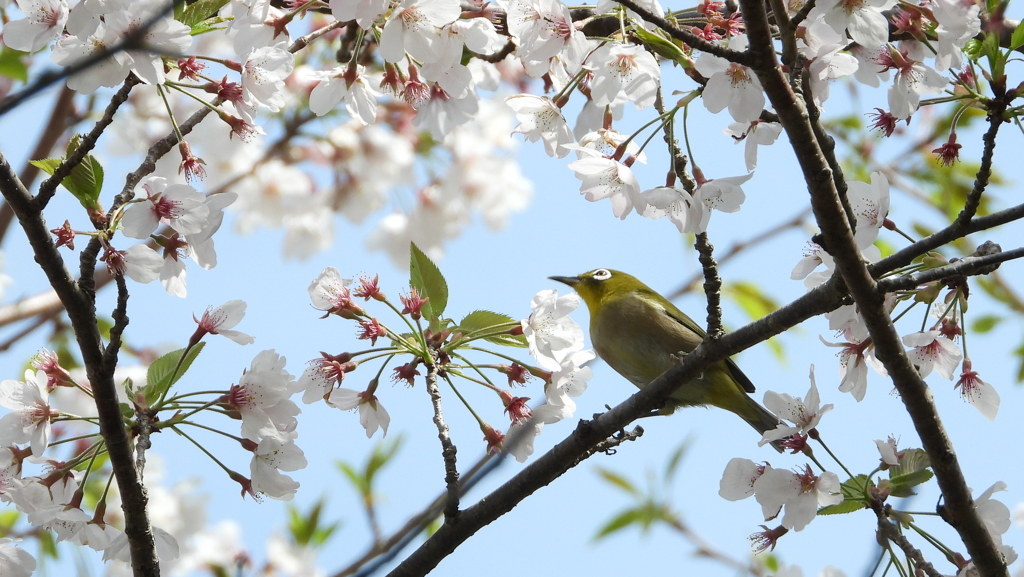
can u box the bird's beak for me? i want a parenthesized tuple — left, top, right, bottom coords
(548, 275, 580, 286)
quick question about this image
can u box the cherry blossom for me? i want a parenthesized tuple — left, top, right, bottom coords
(0, 370, 55, 456)
(954, 482, 1018, 573)
(105, 1, 192, 85)
(932, 0, 981, 71)
(250, 436, 306, 501)
(0, 538, 36, 577)
(639, 186, 703, 234)
(295, 354, 355, 404)
(503, 0, 590, 74)
(725, 119, 783, 171)
(810, 0, 896, 50)
(227, 0, 287, 56)
(2, 0, 69, 53)
(848, 171, 890, 249)
(507, 389, 577, 462)
(904, 330, 962, 380)
(521, 289, 585, 371)
(121, 177, 210, 239)
(192, 299, 255, 346)
(819, 334, 886, 401)
(565, 147, 642, 219)
(875, 437, 900, 466)
(328, 388, 391, 438)
(695, 172, 753, 231)
(221, 350, 298, 441)
(309, 65, 381, 124)
(695, 35, 765, 123)
(760, 365, 834, 446)
(719, 457, 771, 501)
(799, 17, 859, 106)
(876, 43, 947, 119)
(506, 94, 575, 158)
(421, 18, 505, 92)
(50, 21, 135, 93)
(754, 465, 843, 531)
(955, 358, 1000, 421)
(307, 266, 360, 316)
(378, 0, 461, 64)
(329, 0, 390, 29)
(241, 45, 295, 112)
(587, 42, 661, 110)
(549, 348, 596, 398)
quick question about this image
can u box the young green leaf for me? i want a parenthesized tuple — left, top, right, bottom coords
(178, 0, 231, 27)
(887, 448, 933, 496)
(457, 310, 528, 347)
(818, 474, 873, 515)
(1012, 20, 1024, 51)
(142, 343, 206, 402)
(0, 47, 28, 82)
(29, 151, 105, 209)
(409, 242, 448, 321)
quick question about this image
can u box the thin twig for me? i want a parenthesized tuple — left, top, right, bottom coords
(424, 363, 461, 522)
(35, 75, 141, 211)
(615, 0, 752, 64)
(695, 233, 725, 338)
(871, 502, 945, 577)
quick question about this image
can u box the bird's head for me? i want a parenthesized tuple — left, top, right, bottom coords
(548, 268, 644, 310)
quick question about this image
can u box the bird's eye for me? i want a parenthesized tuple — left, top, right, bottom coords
(591, 269, 612, 281)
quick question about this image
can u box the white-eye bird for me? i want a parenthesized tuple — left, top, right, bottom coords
(550, 268, 784, 452)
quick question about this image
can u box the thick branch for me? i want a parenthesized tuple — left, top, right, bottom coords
(735, 0, 1007, 571)
(0, 152, 158, 576)
(385, 271, 852, 577)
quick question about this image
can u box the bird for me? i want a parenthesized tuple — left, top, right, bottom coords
(549, 268, 784, 452)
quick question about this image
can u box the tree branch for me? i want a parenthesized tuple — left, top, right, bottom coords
(0, 152, 159, 577)
(425, 365, 461, 522)
(735, 0, 1008, 571)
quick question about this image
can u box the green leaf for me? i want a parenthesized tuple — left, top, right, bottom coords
(631, 26, 688, 66)
(1015, 342, 1024, 383)
(594, 508, 643, 539)
(818, 474, 873, 515)
(663, 438, 691, 482)
(725, 281, 779, 320)
(1011, 20, 1024, 51)
(178, 0, 231, 27)
(457, 310, 528, 348)
(0, 47, 28, 82)
(29, 148, 105, 209)
(888, 469, 934, 498)
(189, 18, 230, 36)
(364, 436, 402, 484)
(336, 462, 367, 495)
(595, 467, 638, 495)
(890, 448, 929, 476)
(288, 498, 339, 548)
(971, 314, 1002, 333)
(141, 343, 206, 402)
(409, 242, 448, 322)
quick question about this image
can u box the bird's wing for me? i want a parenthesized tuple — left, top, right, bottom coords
(657, 291, 757, 394)
(725, 358, 756, 393)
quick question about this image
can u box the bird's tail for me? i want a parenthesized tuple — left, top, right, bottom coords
(739, 397, 786, 453)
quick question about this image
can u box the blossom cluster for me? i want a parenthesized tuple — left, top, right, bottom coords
(0, 300, 311, 573)
(296, 264, 594, 462)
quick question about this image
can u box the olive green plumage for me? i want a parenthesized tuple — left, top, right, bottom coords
(550, 268, 783, 452)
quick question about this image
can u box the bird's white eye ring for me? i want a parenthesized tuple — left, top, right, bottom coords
(592, 269, 612, 281)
